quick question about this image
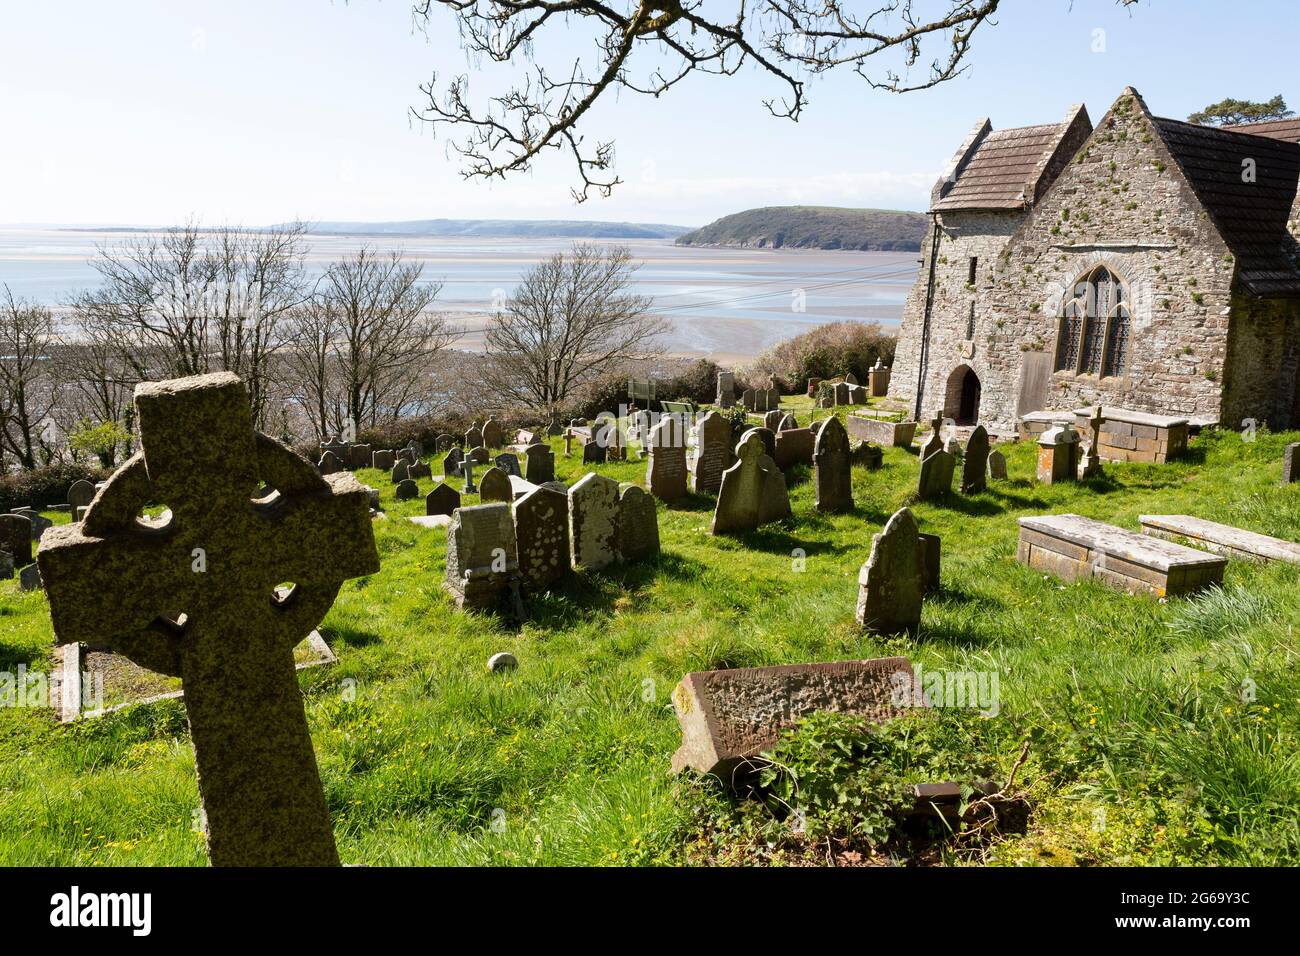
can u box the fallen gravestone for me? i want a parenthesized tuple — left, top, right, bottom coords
(617, 485, 660, 563)
(395, 478, 420, 501)
(646, 416, 688, 501)
(569, 472, 620, 570)
(444, 502, 519, 611)
(960, 425, 990, 494)
(857, 507, 924, 634)
(37, 372, 379, 866)
(711, 432, 791, 534)
(1139, 514, 1300, 566)
(426, 482, 461, 517)
(670, 657, 918, 777)
(813, 416, 852, 513)
(0, 514, 32, 567)
(524, 443, 555, 484)
(514, 486, 570, 589)
(478, 466, 512, 503)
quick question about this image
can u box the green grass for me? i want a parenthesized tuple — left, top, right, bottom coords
(1, 401, 1298, 865)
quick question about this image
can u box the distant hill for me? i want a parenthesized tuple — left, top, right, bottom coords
(284, 219, 692, 240)
(675, 206, 928, 251)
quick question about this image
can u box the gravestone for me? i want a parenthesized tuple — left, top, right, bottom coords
(478, 466, 512, 503)
(868, 358, 890, 397)
(852, 440, 883, 470)
(348, 444, 372, 470)
(916, 532, 941, 594)
(68, 479, 97, 514)
(425, 482, 461, 517)
(408, 461, 432, 481)
(390, 460, 410, 484)
(773, 427, 815, 469)
(37, 372, 378, 866)
(1037, 422, 1079, 485)
(960, 425, 990, 494)
(920, 410, 945, 459)
(1284, 443, 1300, 484)
(813, 416, 853, 513)
(844, 372, 858, 387)
(395, 478, 420, 501)
(1079, 406, 1104, 479)
(690, 411, 732, 494)
(777, 413, 797, 432)
(514, 486, 570, 590)
(436, 434, 456, 451)
(11, 507, 52, 541)
(616, 485, 659, 563)
(917, 447, 955, 500)
(442, 447, 464, 479)
(833, 381, 851, 406)
(405, 439, 425, 459)
(19, 563, 41, 592)
(711, 432, 791, 534)
(467, 446, 491, 465)
(568, 472, 620, 570)
(465, 424, 483, 449)
(646, 416, 688, 501)
(399, 448, 417, 464)
(0, 550, 12, 580)
(743, 426, 776, 464)
(0, 514, 32, 567)
(318, 450, 343, 476)
(763, 409, 783, 431)
(849, 384, 869, 405)
(372, 449, 395, 470)
(546, 419, 563, 437)
(481, 418, 503, 449)
(494, 453, 522, 477)
(988, 449, 1008, 480)
(461, 459, 478, 495)
(856, 507, 923, 635)
(581, 439, 607, 465)
(670, 657, 917, 777)
(741, 388, 756, 411)
(444, 503, 518, 611)
(716, 371, 735, 408)
(524, 443, 555, 484)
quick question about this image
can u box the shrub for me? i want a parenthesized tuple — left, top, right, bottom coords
(744, 321, 896, 393)
(659, 359, 720, 406)
(0, 461, 109, 512)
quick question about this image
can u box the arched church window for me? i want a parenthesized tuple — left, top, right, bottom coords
(1054, 266, 1130, 377)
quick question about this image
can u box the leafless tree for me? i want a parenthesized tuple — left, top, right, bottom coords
(52, 296, 140, 465)
(411, 0, 1010, 200)
(482, 244, 664, 412)
(0, 286, 59, 470)
(283, 248, 461, 440)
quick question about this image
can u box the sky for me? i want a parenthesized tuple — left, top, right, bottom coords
(1, 0, 1296, 228)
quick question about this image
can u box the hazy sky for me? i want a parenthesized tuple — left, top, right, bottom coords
(2, 0, 1295, 227)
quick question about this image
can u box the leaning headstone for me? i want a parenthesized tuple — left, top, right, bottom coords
(960, 425, 990, 494)
(0, 514, 32, 567)
(442, 447, 464, 479)
(425, 482, 461, 517)
(318, 450, 343, 476)
(372, 449, 395, 471)
(482, 418, 504, 449)
(478, 466, 512, 503)
(1284, 443, 1300, 484)
(391, 460, 410, 484)
(670, 657, 917, 777)
(514, 486, 570, 590)
(711, 432, 792, 534)
(917, 447, 955, 501)
(646, 416, 688, 501)
(524, 443, 555, 484)
(856, 507, 923, 635)
(616, 485, 660, 563)
(68, 479, 97, 514)
(813, 416, 853, 513)
(395, 478, 420, 501)
(37, 372, 378, 866)
(444, 503, 518, 611)
(988, 449, 1008, 480)
(690, 411, 732, 494)
(494, 453, 522, 478)
(568, 472, 620, 570)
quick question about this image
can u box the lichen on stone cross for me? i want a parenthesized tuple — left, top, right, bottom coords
(37, 372, 380, 867)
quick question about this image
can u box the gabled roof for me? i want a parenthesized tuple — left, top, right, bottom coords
(1152, 115, 1300, 297)
(1224, 117, 1300, 144)
(932, 105, 1091, 213)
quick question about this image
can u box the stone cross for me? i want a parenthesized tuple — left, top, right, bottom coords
(462, 458, 478, 494)
(37, 373, 379, 866)
(921, 409, 946, 459)
(1079, 405, 1104, 478)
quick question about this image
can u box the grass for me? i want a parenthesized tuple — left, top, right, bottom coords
(1, 398, 1298, 866)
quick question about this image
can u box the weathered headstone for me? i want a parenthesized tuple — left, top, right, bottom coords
(37, 372, 379, 866)
(348, 444, 372, 470)
(1037, 422, 1079, 485)
(1079, 406, 1104, 479)
(11, 507, 52, 541)
(318, 450, 343, 475)
(19, 562, 41, 592)
(916, 532, 941, 594)
(776, 412, 797, 431)
(742, 426, 776, 464)
(372, 449, 395, 470)
(716, 371, 735, 408)
(741, 387, 756, 411)
(436, 434, 456, 452)
(670, 657, 917, 777)
(763, 409, 783, 432)
(960, 425, 990, 494)
(833, 381, 851, 406)
(920, 410, 945, 459)
(773, 427, 815, 469)
(568, 472, 620, 570)
(868, 358, 890, 397)
(391, 460, 410, 484)
(442, 447, 464, 479)
(646, 416, 688, 501)
(465, 424, 483, 449)
(616, 485, 659, 563)
(68, 479, 97, 514)
(690, 411, 732, 494)
(1284, 443, 1300, 484)
(395, 478, 420, 501)
(0, 514, 32, 567)
(425, 482, 461, 517)
(467, 445, 491, 465)
(581, 439, 608, 465)
(482, 418, 504, 449)
(711, 432, 792, 534)
(813, 416, 853, 513)
(988, 449, 1008, 480)
(524, 443, 555, 484)
(444, 503, 518, 611)
(856, 508, 923, 634)
(408, 461, 433, 481)
(0, 550, 13, 580)
(494, 452, 522, 477)
(514, 486, 570, 590)
(461, 459, 478, 495)
(852, 440, 883, 470)
(917, 447, 955, 500)
(478, 466, 512, 503)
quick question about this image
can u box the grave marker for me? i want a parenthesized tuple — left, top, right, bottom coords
(813, 416, 853, 513)
(514, 486, 570, 590)
(568, 473, 620, 570)
(711, 432, 791, 534)
(444, 503, 519, 611)
(960, 425, 990, 494)
(856, 507, 923, 634)
(616, 485, 659, 563)
(646, 416, 688, 501)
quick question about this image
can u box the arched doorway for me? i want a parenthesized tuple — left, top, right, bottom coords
(944, 365, 981, 426)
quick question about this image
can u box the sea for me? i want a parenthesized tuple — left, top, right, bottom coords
(0, 229, 916, 361)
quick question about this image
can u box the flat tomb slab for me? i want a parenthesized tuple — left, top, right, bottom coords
(846, 415, 917, 448)
(408, 514, 452, 529)
(1139, 515, 1300, 566)
(1017, 513, 1225, 597)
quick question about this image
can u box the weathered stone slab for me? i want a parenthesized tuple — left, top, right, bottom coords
(569, 472, 619, 570)
(772, 427, 814, 469)
(426, 482, 461, 517)
(395, 478, 420, 501)
(445, 502, 518, 611)
(616, 485, 659, 563)
(1284, 443, 1300, 484)
(988, 449, 1008, 480)
(0, 514, 32, 566)
(1017, 513, 1226, 597)
(711, 432, 791, 534)
(670, 657, 918, 777)
(960, 425, 989, 494)
(372, 449, 395, 470)
(1139, 515, 1300, 566)
(37, 371, 379, 867)
(478, 466, 512, 503)
(407, 514, 451, 529)
(646, 416, 687, 501)
(916, 449, 954, 500)
(857, 508, 923, 634)
(847, 415, 917, 448)
(690, 411, 732, 494)
(68, 479, 97, 512)
(524, 443, 555, 484)
(716, 371, 735, 408)
(813, 416, 852, 513)
(514, 486, 569, 590)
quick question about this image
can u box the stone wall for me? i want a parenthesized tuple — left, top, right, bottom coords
(1222, 293, 1300, 429)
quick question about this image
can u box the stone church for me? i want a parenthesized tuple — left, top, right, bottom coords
(889, 87, 1300, 436)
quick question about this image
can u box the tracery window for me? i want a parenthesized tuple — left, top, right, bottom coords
(1054, 266, 1130, 377)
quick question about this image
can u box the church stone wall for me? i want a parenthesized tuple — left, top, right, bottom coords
(1222, 294, 1300, 430)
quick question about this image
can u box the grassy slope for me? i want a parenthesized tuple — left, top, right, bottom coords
(675, 206, 928, 251)
(1, 400, 1298, 866)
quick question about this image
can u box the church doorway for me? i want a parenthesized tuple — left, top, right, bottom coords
(944, 365, 982, 425)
